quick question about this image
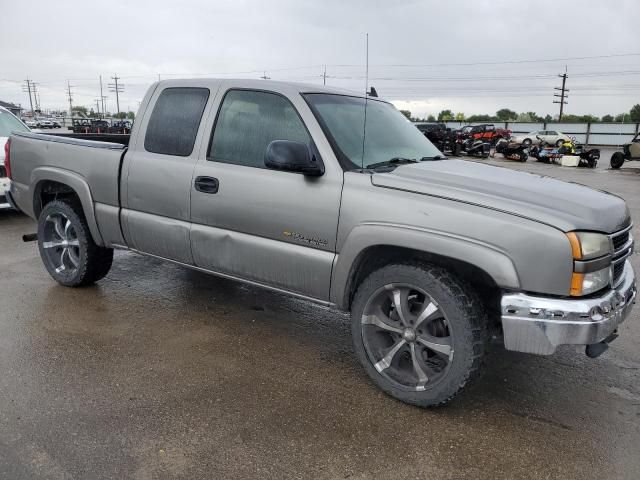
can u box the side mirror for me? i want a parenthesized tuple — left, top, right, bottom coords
(264, 140, 324, 176)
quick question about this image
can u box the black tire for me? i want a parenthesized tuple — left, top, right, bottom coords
(556, 139, 564, 147)
(452, 143, 461, 156)
(37, 199, 113, 287)
(610, 152, 625, 169)
(520, 152, 528, 162)
(522, 138, 532, 147)
(351, 263, 488, 407)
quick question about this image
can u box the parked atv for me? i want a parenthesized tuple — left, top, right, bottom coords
(457, 124, 511, 146)
(494, 139, 528, 162)
(610, 132, 640, 169)
(463, 138, 491, 158)
(574, 144, 600, 168)
(415, 122, 459, 155)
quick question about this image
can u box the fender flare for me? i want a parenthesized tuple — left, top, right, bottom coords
(330, 223, 520, 310)
(30, 166, 105, 246)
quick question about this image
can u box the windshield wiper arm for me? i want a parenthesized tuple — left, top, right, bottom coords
(420, 155, 447, 161)
(366, 157, 418, 170)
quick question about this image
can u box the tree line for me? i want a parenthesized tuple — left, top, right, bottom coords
(400, 104, 640, 123)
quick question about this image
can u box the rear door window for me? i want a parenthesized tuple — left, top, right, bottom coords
(144, 87, 210, 156)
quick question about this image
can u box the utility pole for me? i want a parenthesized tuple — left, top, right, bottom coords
(94, 99, 101, 117)
(553, 68, 569, 121)
(99, 75, 105, 118)
(108, 75, 124, 115)
(260, 71, 270, 80)
(66, 81, 74, 116)
(322, 65, 327, 86)
(31, 83, 41, 112)
(22, 79, 35, 117)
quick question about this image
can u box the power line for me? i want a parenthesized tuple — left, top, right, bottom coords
(328, 52, 640, 68)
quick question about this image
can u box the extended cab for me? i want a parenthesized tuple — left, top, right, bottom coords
(5, 79, 636, 407)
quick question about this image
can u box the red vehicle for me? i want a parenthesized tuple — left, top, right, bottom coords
(457, 124, 511, 145)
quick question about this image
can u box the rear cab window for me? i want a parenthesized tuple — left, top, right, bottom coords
(144, 87, 210, 156)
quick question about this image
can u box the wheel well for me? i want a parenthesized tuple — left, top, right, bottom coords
(33, 180, 80, 218)
(344, 245, 502, 326)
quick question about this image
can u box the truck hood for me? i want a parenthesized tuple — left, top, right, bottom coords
(371, 160, 630, 233)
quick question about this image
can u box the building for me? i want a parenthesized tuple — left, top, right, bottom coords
(0, 100, 21, 117)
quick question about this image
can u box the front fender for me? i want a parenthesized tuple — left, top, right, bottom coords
(330, 222, 519, 309)
(30, 167, 104, 246)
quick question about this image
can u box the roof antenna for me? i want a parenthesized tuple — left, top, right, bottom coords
(360, 33, 369, 168)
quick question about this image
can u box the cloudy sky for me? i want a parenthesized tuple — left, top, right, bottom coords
(1, 0, 639, 119)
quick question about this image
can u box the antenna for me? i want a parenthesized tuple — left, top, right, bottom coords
(365, 33, 369, 97)
(360, 33, 369, 168)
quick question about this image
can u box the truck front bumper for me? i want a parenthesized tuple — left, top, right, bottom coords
(501, 260, 636, 355)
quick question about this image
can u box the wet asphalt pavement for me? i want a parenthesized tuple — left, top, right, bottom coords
(1, 149, 640, 479)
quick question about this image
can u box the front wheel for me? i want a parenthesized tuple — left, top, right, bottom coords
(556, 139, 564, 147)
(610, 152, 625, 169)
(37, 199, 113, 287)
(351, 263, 488, 407)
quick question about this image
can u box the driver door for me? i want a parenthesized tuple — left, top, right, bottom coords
(189, 87, 343, 300)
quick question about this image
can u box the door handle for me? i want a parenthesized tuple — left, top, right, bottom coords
(194, 176, 219, 194)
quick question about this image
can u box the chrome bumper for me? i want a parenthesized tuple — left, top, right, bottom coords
(501, 260, 636, 355)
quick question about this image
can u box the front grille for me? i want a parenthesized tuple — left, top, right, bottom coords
(612, 231, 630, 251)
(610, 225, 633, 285)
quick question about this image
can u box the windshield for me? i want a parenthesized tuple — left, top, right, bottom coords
(304, 94, 442, 170)
(0, 109, 29, 137)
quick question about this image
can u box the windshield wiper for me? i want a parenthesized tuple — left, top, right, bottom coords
(420, 155, 447, 161)
(366, 157, 418, 170)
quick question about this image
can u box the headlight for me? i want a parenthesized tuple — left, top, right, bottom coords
(571, 267, 612, 296)
(566, 232, 610, 260)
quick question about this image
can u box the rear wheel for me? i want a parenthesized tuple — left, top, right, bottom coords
(37, 199, 113, 287)
(610, 152, 625, 169)
(556, 139, 564, 147)
(522, 138, 532, 147)
(351, 263, 488, 407)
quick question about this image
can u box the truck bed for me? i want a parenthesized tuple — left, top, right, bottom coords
(8, 131, 126, 221)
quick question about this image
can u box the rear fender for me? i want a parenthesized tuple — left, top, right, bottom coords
(30, 167, 104, 246)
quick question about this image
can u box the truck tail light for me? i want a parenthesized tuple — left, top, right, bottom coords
(3, 138, 11, 179)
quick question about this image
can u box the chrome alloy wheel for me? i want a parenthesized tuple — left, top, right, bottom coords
(361, 283, 454, 392)
(41, 212, 81, 275)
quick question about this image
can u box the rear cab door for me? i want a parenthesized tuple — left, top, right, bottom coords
(120, 80, 220, 263)
(189, 81, 344, 301)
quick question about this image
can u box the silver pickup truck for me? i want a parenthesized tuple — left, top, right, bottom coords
(5, 79, 636, 407)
